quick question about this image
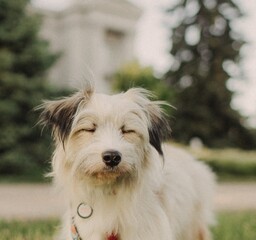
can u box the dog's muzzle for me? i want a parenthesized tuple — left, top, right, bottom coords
(102, 150, 122, 168)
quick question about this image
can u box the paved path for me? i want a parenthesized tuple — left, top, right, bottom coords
(0, 182, 256, 220)
(0, 184, 67, 220)
(215, 182, 256, 211)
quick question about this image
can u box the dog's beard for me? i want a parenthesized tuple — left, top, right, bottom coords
(71, 154, 138, 186)
(91, 166, 133, 183)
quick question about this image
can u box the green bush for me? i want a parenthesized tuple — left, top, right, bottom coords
(206, 160, 256, 179)
(187, 146, 256, 180)
(112, 61, 175, 111)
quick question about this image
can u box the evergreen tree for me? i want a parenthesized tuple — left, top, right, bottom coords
(165, 0, 255, 149)
(0, 0, 63, 179)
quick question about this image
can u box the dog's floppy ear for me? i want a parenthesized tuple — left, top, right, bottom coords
(125, 88, 171, 155)
(147, 102, 171, 155)
(38, 88, 93, 143)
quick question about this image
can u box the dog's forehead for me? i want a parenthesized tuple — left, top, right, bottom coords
(85, 92, 139, 113)
(72, 92, 149, 129)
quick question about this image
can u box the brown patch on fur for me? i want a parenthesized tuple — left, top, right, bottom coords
(93, 171, 121, 180)
(198, 226, 212, 240)
(199, 229, 204, 240)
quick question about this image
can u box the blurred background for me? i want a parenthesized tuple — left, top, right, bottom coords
(0, 0, 256, 239)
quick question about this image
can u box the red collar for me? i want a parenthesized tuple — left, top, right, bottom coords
(107, 233, 119, 240)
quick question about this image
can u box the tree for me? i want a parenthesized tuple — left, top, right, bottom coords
(0, 0, 65, 179)
(165, 0, 255, 149)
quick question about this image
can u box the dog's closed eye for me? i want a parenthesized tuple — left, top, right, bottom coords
(121, 126, 135, 134)
(76, 124, 97, 134)
(81, 128, 96, 133)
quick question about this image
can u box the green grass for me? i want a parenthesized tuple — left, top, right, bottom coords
(0, 212, 255, 240)
(0, 219, 59, 240)
(213, 211, 256, 240)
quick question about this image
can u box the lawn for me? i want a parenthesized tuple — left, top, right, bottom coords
(0, 211, 255, 240)
(213, 211, 256, 240)
(0, 219, 59, 240)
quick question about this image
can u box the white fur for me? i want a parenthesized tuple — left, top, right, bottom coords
(41, 88, 215, 240)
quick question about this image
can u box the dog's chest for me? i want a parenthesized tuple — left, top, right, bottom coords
(71, 185, 167, 240)
(72, 222, 119, 240)
(73, 216, 122, 240)
(72, 200, 126, 240)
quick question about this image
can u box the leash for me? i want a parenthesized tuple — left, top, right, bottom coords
(71, 217, 82, 240)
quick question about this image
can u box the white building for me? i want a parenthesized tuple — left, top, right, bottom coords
(36, 0, 141, 92)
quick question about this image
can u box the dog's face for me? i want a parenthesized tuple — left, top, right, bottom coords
(39, 86, 169, 186)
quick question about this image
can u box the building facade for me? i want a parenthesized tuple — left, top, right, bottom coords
(37, 0, 141, 92)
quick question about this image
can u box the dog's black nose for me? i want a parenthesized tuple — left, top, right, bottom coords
(102, 150, 122, 167)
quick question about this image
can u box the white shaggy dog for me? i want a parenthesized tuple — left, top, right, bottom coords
(39, 83, 215, 240)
